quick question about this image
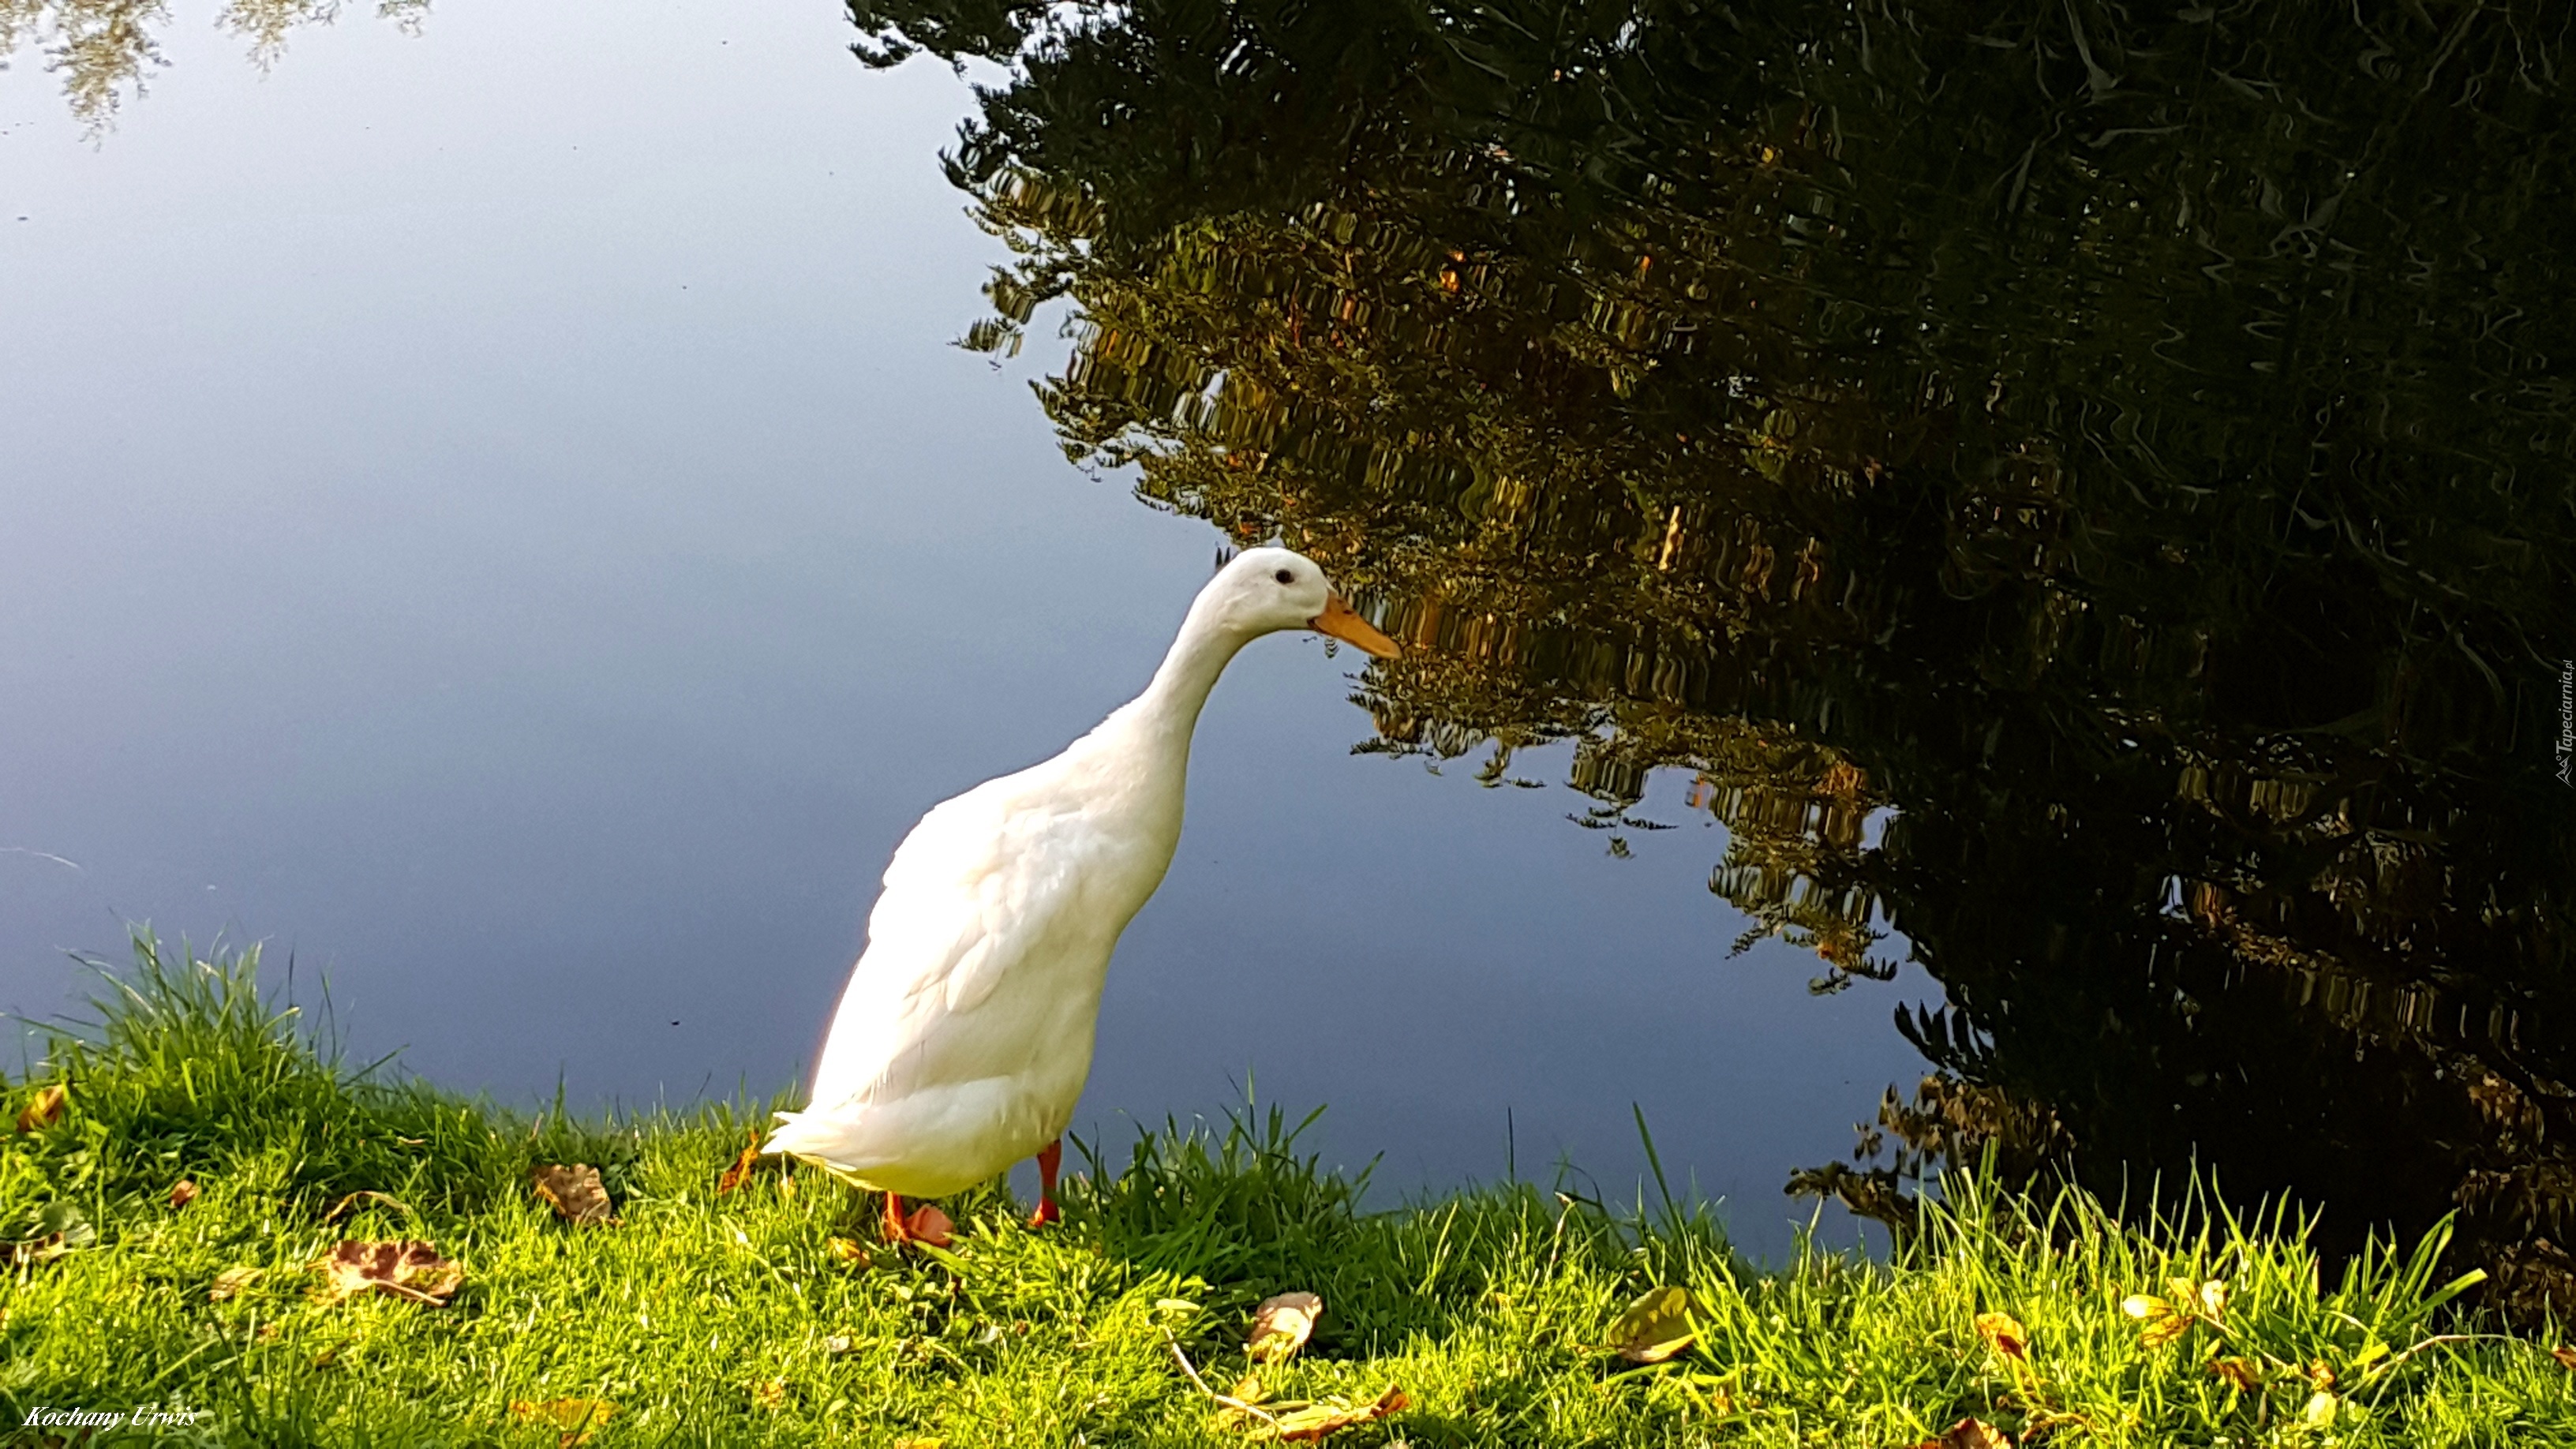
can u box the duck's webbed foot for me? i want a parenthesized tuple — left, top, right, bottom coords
(880, 1192, 954, 1247)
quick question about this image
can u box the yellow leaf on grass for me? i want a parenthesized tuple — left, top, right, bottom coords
(752, 1379, 787, 1410)
(208, 1266, 264, 1301)
(1915, 1416, 2012, 1449)
(2303, 1390, 2338, 1427)
(2207, 1356, 2261, 1392)
(1272, 1386, 1408, 1442)
(313, 1240, 463, 1306)
(829, 1237, 874, 1267)
(1973, 1311, 2028, 1361)
(510, 1398, 616, 1447)
(2198, 1279, 2229, 1319)
(2140, 1315, 2192, 1347)
(1605, 1285, 1697, 1364)
(14, 1084, 66, 1132)
(1248, 1291, 1323, 1363)
(2121, 1292, 2190, 1346)
(321, 1190, 414, 1225)
(532, 1164, 614, 1226)
(1227, 1374, 1271, 1406)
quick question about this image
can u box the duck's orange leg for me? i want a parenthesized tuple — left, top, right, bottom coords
(1026, 1138, 1062, 1229)
(882, 1190, 909, 1241)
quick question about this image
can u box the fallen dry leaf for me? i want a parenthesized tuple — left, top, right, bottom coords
(752, 1379, 787, 1410)
(510, 1398, 616, 1447)
(1273, 1386, 1407, 1442)
(828, 1237, 874, 1267)
(5, 1233, 67, 1267)
(532, 1164, 614, 1226)
(1248, 1291, 1323, 1363)
(14, 1084, 66, 1133)
(169, 1179, 200, 1210)
(1973, 1310, 2028, 1362)
(1915, 1416, 2012, 1449)
(1227, 1373, 1271, 1406)
(313, 1240, 463, 1306)
(717, 1132, 761, 1193)
(208, 1266, 264, 1301)
(2207, 1355, 2262, 1392)
(2553, 1346, 2576, 1371)
(890, 1440, 942, 1449)
(1604, 1284, 1697, 1364)
(2302, 1390, 2338, 1428)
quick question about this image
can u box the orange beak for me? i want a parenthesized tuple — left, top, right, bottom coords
(1309, 592, 1402, 658)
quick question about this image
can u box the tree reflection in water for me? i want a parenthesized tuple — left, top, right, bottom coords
(856, 0, 2576, 1317)
(2, 0, 424, 130)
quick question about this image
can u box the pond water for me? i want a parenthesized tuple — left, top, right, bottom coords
(0, 2, 1931, 1262)
(6, 2, 2572, 1301)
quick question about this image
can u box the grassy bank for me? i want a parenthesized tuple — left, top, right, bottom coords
(3, 939, 2572, 1447)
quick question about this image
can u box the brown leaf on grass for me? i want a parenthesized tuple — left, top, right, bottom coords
(1604, 1285, 1697, 1364)
(2207, 1356, 2262, 1392)
(1914, 1417, 2012, 1449)
(5, 1233, 67, 1267)
(1973, 1311, 2028, 1361)
(533, 1164, 614, 1226)
(14, 1084, 66, 1132)
(1273, 1386, 1408, 1442)
(208, 1266, 264, 1301)
(510, 1398, 616, 1447)
(313, 1240, 463, 1306)
(169, 1179, 200, 1209)
(717, 1130, 761, 1193)
(828, 1237, 874, 1267)
(752, 1379, 788, 1410)
(2552, 1346, 2576, 1371)
(1248, 1291, 1323, 1363)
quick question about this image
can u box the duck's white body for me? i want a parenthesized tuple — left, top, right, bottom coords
(764, 549, 1395, 1202)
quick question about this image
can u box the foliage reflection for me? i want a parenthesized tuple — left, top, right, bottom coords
(857, 0, 2576, 1317)
(2, 0, 422, 129)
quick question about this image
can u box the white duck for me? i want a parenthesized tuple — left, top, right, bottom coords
(764, 547, 1399, 1241)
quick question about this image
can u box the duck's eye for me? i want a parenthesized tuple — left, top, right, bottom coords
(1274, 569, 1295, 585)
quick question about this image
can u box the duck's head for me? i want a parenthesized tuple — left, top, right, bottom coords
(1200, 546, 1401, 658)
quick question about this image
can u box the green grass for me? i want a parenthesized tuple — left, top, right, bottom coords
(5, 936, 2574, 1447)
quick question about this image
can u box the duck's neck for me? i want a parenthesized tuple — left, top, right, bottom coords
(1122, 605, 1249, 758)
